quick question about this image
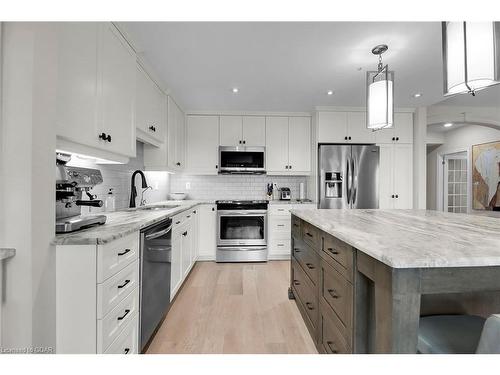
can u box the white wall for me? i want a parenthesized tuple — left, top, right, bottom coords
(413, 107, 427, 209)
(1, 23, 57, 351)
(426, 124, 500, 215)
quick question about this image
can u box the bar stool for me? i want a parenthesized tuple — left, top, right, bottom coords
(417, 314, 500, 354)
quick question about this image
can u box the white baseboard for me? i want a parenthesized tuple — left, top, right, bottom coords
(267, 254, 291, 261)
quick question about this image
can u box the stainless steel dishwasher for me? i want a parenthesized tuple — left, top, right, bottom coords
(140, 217, 172, 352)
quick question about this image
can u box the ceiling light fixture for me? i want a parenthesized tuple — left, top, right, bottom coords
(327, 90, 334, 96)
(366, 44, 394, 131)
(442, 22, 500, 96)
(232, 87, 239, 93)
(444, 123, 453, 127)
(413, 93, 423, 98)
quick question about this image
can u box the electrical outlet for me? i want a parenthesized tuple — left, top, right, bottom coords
(186, 182, 191, 190)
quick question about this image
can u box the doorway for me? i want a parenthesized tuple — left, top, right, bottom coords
(442, 151, 468, 213)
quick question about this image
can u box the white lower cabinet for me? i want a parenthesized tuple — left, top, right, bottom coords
(56, 232, 140, 353)
(197, 204, 217, 261)
(379, 144, 413, 209)
(267, 203, 316, 259)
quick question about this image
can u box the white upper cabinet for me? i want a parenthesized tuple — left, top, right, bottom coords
(242, 116, 265, 146)
(219, 116, 242, 146)
(56, 22, 136, 160)
(288, 117, 311, 174)
(98, 23, 136, 158)
(167, 96, 185, 171)
(56, 22, 99, 149)
(346, 112, 376, 143)
(266, 117, 289, 173)
(375, 112, 414, 144)
(135, 64, 165, 146)
(186, 115, 219, 175)
(266, 116, 311, 175)
(219, 116, 265, 146)
(378, 143, 413, 209)
(318, 112, 348, 143)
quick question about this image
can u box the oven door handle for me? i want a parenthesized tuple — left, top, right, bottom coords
(217, 246, 268, 251)
(217, 210, 267, 215)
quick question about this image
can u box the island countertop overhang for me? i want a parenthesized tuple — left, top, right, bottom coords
(289, 209, 500, 269)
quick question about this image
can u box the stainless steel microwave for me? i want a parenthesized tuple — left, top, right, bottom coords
(218, 146, 266, 174)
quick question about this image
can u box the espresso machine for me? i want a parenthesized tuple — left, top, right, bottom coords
(56, 153, 107, 233)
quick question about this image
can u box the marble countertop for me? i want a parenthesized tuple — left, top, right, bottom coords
(0, 248, 16, 261)
(269, 200, 315, 205)
(54, 200, 212, 245)
(290, 209, 500, 269)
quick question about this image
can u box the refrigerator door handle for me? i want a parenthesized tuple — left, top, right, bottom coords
(346, 156, 351, 205)
(351, 156, 357, 206)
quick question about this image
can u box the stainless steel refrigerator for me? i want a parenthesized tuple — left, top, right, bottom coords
(319, 144, 379, 209)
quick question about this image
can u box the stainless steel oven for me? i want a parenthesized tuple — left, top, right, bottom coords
(216, 200, 268, 262)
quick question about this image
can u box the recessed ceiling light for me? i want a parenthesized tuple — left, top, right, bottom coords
(232, 87, 239, 93)
(412, 93, 423, 98)
(444, 123, 453, 128)
(357, 67, 363, 71)
(327, 90, 334, 96)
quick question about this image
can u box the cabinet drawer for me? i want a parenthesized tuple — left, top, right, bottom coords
(322, 233, 353, 280)
(97, 286, 139, 352)
(97, 231, 139, 283)
(269, 218, 291, 239)
(97, 260, 140, 319)
(291, 215, 301, 238)
(291, 259, 318, 332)
(293, 238, 319, 286)
(320, 259, 353, 340)
(104, 313, 139, 354)
(269, 239, 291, 254)
(320, 300, 351, 354)
(268, 205, 292, 216)
(302, 221, 320, 250)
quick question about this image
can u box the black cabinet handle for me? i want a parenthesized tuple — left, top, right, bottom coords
(327, 248, 339, 255)
(305, 232, 313, 238)
(212, 207, 215, 211)
(277, 243, 285, 247)
(305, 302, 315, 310)
(293, 280, 300, 286)
(215, 165, 218, 169)
(392, 137, 396, 141)
(395, 194, 399, 198)
(187, 215, 191, 218)
(293, 223, 299, 227)
(348, 136, 352, 140)
(289, 165, 292, 169)
(327, 288, 340, 299)
(277, 224, 285, 227)
(326, 341, 338, 354)
(117, 309, 130, 321)
(243, 140, 246, 144)
(99, 132, 107, 141)
(182, 231, 188, 236)
(118, 248, 131, 256)
(306, 263, 315, 270)
(239, 140, 242, 144)
(193, 210, 197, 214)
(391, 194, 395, 198)
(396, 137, 399, 141)
(118, 279, 131, 289)
(344, 136, 348, 140)
(149, 125, 156, 132)
(294, 248, 301, 253)
(285, 165, 288, 169)
(124, 348, 130, 354)
(176, 162, 181, 166)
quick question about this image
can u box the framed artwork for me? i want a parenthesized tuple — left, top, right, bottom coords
(472, 140, 500, 211)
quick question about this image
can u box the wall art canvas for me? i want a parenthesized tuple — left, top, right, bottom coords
(472, 140, 500, 211)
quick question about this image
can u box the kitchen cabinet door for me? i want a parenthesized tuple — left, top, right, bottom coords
(98, 23, 136, 157)
(220, 116, 242, 146)
(198, 205, 217, 260)
(393, 144, 413, 209)
(56, 22, 99, 149)
(347, 112, 376, 144)
(318, 112, 348, 143)
(186, 115, 219, 174)
(375, 112, 414, 144)
(242, 116, 266, 146)
(135, 65, 165, 145)
(167, 96, 186, 171)
(170, 230, 182, 300)
(181, 226, 191, 279)
(378, 144, 394, 209)
(266, 117, 289, 173)
(288, 117, 311, 175)
(191, 209, 199, 263)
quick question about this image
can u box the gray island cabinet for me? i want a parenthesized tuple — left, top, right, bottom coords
(289, 209, 500, 354)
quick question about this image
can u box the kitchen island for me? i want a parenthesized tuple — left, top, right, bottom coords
(289, 209, 500, 354)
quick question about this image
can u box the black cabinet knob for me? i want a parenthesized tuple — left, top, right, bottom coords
(396, 137, 399, 141)
(285, 165, 288, 169)
(239, 140, 242, 144)
(243, 140, 246, 144)
(107, 134, 111, 142)
(149, 125, 156, 132)
(348, 136, 352, 140)
(99, 132, 107, 140)
(215, 165, 218, 169)
(395, 194, 399, 198)
(391, 194, 395, 198)
(344, 136, 348, 140)
(289, 165, 292, 169)
(176, 162, 181, 166)
(212, 207, 215, 211)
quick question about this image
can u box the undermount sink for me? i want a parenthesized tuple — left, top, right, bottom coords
(135, 204, 180, 211)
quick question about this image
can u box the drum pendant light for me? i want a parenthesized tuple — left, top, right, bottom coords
(366, 44, 394, 130)
(442, 22, 500, 96)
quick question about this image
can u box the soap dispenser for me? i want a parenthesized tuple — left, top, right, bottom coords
(105, 188, 116, 212)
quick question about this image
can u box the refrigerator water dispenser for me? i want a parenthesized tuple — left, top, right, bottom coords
(325, 172, 342, 198)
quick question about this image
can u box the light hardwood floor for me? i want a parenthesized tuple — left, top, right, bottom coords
(146, 260, 318, 354)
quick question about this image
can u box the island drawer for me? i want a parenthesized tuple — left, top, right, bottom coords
(319, 299, 351, 354)
(291, 258, 318, 333)
(293, 238, 319, 286)
(291, 215, 301, 238)
(104, 313, 139, 354)
(322, 233, 353, 280)
(320, 259, 353, 340)
(97, 231, 139, 283)
(302, 221, 321, 250)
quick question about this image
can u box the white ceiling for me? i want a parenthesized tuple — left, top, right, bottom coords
(122, 22, 445, 112)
